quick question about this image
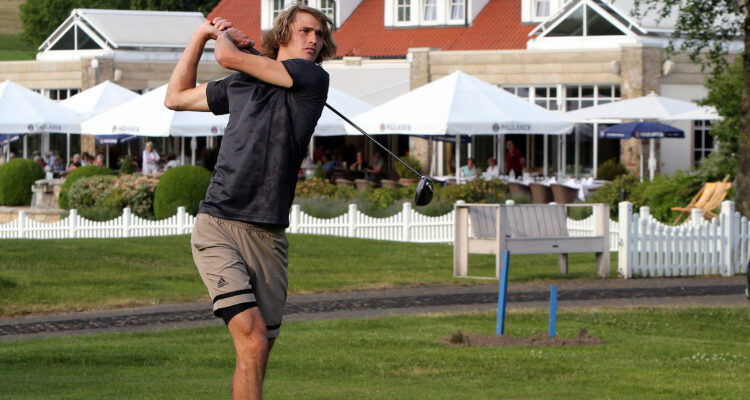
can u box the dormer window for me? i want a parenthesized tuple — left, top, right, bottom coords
(398, 0, 411, 22)
(320, 0, 335, 21)
(386, 0, 472, 27)
(273, 0, 285, 19)
(450, 0, 465, 21)
(424, 0, 438, 21)
(535, 0, 550, 18)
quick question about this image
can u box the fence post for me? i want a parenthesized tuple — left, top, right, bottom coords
(177, 206, 186, 234)
(122, 208, 131, 238)
(348, 203, 357, 238)
(618, 201, 633, 279)
(690, 208, 703, 226)
(721, 201, 735, 276)
(290, 204, 300, 234)
(18, 210, 26, 239)
(69, 209, 78, 238)
(402, 202, 412, 242)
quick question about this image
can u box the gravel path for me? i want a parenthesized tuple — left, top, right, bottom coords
(1, 276, 747, 341)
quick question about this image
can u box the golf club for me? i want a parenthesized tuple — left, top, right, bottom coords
(241, 45, 434, 206)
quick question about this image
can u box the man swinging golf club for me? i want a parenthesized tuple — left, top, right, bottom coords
(165, 5, 336, 399)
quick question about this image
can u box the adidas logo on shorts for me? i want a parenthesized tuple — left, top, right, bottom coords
(217, 277, 228, 288)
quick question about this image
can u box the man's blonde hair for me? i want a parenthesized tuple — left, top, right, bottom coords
(261, 4, 337, 64)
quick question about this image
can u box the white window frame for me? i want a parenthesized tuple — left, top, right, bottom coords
(448, 0, 465, 23)
(396, 0, 413, 25)
(319, 0, 336, 23)
(423, 0, 439, 23)
(693, 120, 714, 166)
(534, 0, 551, 20)
(563, 84, 620, 112)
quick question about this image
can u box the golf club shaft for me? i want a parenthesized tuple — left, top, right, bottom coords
(244, 45, 423, 179)
(323, 104, 424, 179)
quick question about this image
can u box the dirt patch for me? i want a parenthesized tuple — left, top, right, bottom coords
(437, 329, 605, 347)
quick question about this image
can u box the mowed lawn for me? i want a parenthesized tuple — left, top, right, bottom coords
(0, 234, 614, 316)
(1, 308, 749, 399)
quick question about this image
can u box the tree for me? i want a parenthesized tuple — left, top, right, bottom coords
(633, 0, 750, 216)
(19, 0, 221, 48)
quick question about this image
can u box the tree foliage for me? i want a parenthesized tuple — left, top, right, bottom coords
(19, 0, 220, 47)
(633, 0, 745, 77)
(633, 0, 750, 216)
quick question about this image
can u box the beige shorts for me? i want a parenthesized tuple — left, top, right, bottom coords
(191, 213, 289, 338)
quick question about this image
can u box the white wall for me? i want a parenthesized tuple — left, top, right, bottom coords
(323, 60, 410, 105)
(659, 84, 709, 174)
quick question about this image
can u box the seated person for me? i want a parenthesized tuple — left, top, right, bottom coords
(364, 152, 385, 181)
(61, 153, 82, 176)
(350, 151, 366, 172)
(460, 157, 478, 178)
(481, 157, 500, 180)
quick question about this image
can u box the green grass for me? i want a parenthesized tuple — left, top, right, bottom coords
(0, 34, 35, 61)
(0, 234, 615, 316)
(1, 307, 748, 399)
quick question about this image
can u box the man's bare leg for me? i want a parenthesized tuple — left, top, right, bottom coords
(227, 307, 275, 400)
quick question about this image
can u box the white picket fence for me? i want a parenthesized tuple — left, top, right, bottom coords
(0, 208, 195, 239)
(2, 200, 748, 279)
(618, 201, 749, 278)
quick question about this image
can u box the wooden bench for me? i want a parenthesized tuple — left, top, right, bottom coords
(453, 203, 610, 278)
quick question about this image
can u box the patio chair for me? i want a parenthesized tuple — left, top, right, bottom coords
(671, 175, 732, 223)
(507, 182, 531, 201)
(529, 183, 553, 204)
(550, 184, 579, 204)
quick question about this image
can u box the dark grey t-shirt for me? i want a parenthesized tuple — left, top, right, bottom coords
(200, 59, 328, 226)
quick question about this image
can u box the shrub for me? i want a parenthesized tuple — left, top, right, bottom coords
(588, 174, 645, 219)
(294, 197, 349, 219)
(153, 165, 211, 219)
(313, 161, 325, 179)
(0, 158, 44, 206)
(640, 171, 704, 223)
(58, 165, 114, 209)
(117, 174, 160, 219)
(67, 175, 118, 211)
(437, 178, 507, 203)
(119, 154, 136, 175)
(394, 155, 422, 178)
(596, 158, 628, 181)
(295, 177, 356, 200)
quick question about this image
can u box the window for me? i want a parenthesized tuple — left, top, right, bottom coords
(534, 86, 559, 110)
(547, 4, 624, 37)
(320, 0, 335, 22)
(424, 0, 437, 21)
(450, 0, 465, 20)
(503, 86, 560, 110)
(693, 120, 713, 166)
(535, 0, 551, 18)
(503, 86, 530, 100)
(45, 88, 80, 101)
(564, 84, 619, 111)
(273, 0, 285, 19)
(398, 0, 411, 22)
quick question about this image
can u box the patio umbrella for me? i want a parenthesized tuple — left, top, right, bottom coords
(62, 80, 140, 167)
(602, 121, 684, 181)
(348, 71, 574, 180)
(314, 88, 373, 136)
(0, 80, 80, 134)
(81, 84, 229, 165)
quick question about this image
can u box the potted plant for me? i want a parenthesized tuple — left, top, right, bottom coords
(395, 155, 422, 186)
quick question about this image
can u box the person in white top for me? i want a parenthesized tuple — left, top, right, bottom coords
(482, 157, 500, 180)
(142, 141, 160, 174)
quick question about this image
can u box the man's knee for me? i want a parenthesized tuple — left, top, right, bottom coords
(229, 308, 269, 356)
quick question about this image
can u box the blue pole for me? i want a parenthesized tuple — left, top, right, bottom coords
(549, 285, 558, 338)
(496, 250, 510, 335)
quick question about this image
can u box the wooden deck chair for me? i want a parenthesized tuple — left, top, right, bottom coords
(671, 175, 731, 223)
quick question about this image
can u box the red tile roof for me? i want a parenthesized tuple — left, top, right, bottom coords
(207, 0, 263, 47)
(208, 0, 534, 58)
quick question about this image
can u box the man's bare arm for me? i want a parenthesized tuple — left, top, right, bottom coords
(165, 19, 231, 111)
(214, 31, 293, 88)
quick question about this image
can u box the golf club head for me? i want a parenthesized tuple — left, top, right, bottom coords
(415, 176, 434, 206)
